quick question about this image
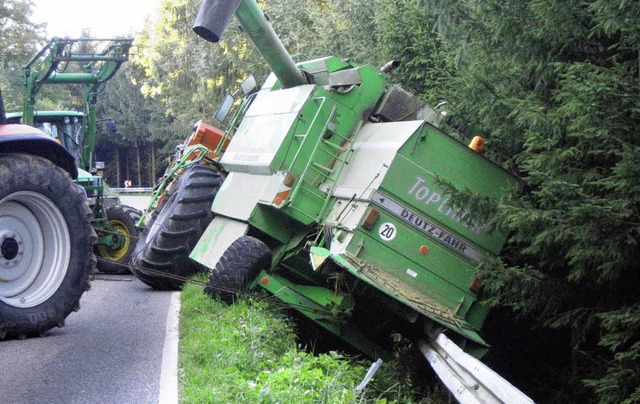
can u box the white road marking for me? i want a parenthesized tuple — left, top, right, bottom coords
(159, 291, 180, 404)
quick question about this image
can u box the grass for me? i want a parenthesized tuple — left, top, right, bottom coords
(178, 278, 437, 403)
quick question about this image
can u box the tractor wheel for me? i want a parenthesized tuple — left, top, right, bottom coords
(0, 154, 95, 339)
(205, 236, 272, 303)
(131, 164, 223, 290)
(96, 204, 142, 274)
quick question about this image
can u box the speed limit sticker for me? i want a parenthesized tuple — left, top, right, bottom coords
(378, 222, 397, 241)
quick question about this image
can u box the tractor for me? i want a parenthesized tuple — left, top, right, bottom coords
(0, 87, 95, 339)
(6, 37, 142, 274)
(132, 0, 532, 400)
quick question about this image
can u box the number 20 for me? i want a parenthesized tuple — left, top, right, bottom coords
(379, 222, 397, 241)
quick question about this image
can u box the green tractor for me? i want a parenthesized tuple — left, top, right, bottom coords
(133, 0, 531, 400)
(7, 37, 142, 274)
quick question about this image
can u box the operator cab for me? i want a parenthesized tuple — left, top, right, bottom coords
(6, 111, 84, 165)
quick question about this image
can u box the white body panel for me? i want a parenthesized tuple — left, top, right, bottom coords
(221, 85, 315, 175)
(323, 121, 423, 254)
(189, 216, 248, 270)
(329, 120, 422, 200)
(212, 172, 272, 220)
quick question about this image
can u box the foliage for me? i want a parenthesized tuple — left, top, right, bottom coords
(133, 0, 267, 128)
(6, 0, 639, 400)
(374, 0, 449, 104)
(179, 280, 425, 403)
(416, 0, 640, 401)
(0, 0, 46, 110)
(270, 0, 381, 67)
(95, 63, 165, 187)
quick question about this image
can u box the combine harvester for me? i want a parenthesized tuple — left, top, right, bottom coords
(133, 0, 533, 401)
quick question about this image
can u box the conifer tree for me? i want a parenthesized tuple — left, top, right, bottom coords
(415, 0, 640, 401)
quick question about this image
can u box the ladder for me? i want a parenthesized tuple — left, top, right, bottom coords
(286, 108, 361, 223)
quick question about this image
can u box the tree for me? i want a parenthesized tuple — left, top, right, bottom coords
(374, 0, 449, 104)
(416, 0, 640, 401)
(96, 63, 172, 187)
(133, 0, 389, 134)
(133, 0, 268, 129)
(0, 0, 46, 111)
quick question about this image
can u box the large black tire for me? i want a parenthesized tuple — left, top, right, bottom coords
(204, 236, 272, 303)
(96, 204, 142, 274)
(131, 164, 223, 290)
(0, 154, 95, 339)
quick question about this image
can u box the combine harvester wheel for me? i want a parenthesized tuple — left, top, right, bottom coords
(204, 235, 272, 303)
(131, 164, 223, 290)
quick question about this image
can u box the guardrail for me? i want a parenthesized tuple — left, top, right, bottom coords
(420, 333, 534, 403)
(113, 187, 154, 194)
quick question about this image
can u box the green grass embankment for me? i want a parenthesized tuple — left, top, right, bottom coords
(178, 279, 437, 403)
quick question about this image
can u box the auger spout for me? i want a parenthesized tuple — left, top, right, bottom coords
(193, 0, 307, 89)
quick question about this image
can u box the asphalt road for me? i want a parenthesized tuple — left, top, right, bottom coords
(0, 274, 179, 404)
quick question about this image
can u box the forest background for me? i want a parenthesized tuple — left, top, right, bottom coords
(1, 0, 639, 401)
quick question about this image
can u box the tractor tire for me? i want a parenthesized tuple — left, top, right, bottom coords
(96, 204, 142, 274)
(204, 236, 272, 303)
(131, 164, 223, 290)
(0, 154, 95, 339)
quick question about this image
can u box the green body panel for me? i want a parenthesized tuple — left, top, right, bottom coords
(279, 63, 385, 225)
(257, 270, 391, 360)
(341, 224, 489, 339)
(319, 124, 516, 345)
(217, 60, 386, 227)
(382, 124, 518, 255)
(248, 205, 307, 244)
(309, 246, 489, 347)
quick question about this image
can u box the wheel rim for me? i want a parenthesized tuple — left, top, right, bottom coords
(0, 191, 71, 308)
(97, 220, 130, 260)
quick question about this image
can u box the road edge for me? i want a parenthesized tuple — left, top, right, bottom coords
(159, 291, 180, 404)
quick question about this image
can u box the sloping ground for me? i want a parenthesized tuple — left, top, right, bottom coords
(179, 280, 446, 402)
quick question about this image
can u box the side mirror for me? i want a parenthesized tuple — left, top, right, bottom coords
(215, 94, 235, 122)
(240, 75, 257, 96)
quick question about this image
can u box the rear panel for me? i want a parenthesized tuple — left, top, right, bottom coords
(325, 122, 517, 340)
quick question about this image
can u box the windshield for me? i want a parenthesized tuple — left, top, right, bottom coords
(36, 117, 84, 163)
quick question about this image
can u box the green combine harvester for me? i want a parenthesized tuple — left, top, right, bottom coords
(132, 0, 532, 400)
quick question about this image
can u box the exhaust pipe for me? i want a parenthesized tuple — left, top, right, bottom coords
(193, 0, 306, 89)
